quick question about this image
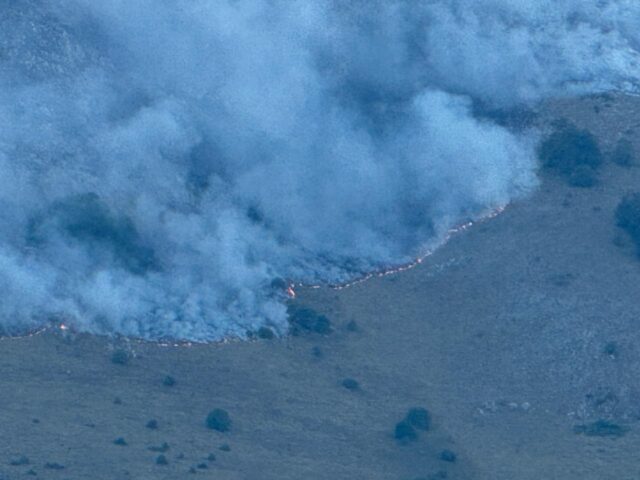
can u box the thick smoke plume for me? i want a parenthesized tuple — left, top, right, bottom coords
(0, 1, 638, 340)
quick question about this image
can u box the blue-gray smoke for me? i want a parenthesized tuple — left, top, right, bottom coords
(0, 0, 638, 340)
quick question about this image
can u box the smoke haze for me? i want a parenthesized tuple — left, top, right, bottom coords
(1, 1, 639, 340)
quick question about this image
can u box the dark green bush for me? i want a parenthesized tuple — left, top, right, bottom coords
(341, 378, 359, 391)
(146, 419, 159, 430)
(162, 375, 176, 387)
(206, 409, 231, 432)
(615, 193, 640, 256)
(406, 407, 431, 431)
(9, 456, 30, 466)
(439, 450, 456, 462)
(394, 421, 417, 443)
(148, 442, 170, 453)
(111, 349, 130, 365)
(611, 138, 634, 166)
(113, 437, 127, 446)
(573, 419, 628, 437)
(257, 326, 275, 339)
(287, 305, 332, 335)
(538, 123, 602, 187)
(155, 455, 168, 466)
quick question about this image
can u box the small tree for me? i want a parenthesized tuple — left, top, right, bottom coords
(538, 122, 602, 187)
(206, 409, 231, 432)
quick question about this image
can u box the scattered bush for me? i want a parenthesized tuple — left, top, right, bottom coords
(206, 409, 231, 432)
(573, 419, 629, 437)
(603, 342, 618, 358)
(113, 397, 122, 405)
(113, 437, 127, 446)
(406, 407, 431, 431)
(287, 305, 332, 335)
(44, 462, 65, 470)
(146, 419, 159, 430)
(207, 453, 216, 462)
(615, 193, 640, 256)
(611, 138, 635, 166)
(111, 349, 130, 365)
(394, 421, 418, 443)
(341, 378, 360, 391)
(162, 375, 176, 387)
(439, 450, 457, 463)
(148, 442, 170, 453)
(567, 165, 598, 188)
(538, 122, 602, 187)
(219, 444, 231, 452)
(155, 455, 168, 466)
(311, 346, 324, 358)
(197, 463, 208, 469)
(257, 327, 275, 340)
(9, 456, 29, 466)
(346, 320, 359, 332)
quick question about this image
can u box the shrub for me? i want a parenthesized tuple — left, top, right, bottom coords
(611, 139, 634, 166)
(207, 453, 216, 461)
(111, 349, 130, 365)
(206, 409, 231, 432)
(155, 455, 168, 466)
(615, 193, 640, 256)
(113, 437, 127, 446)
(394, 421, 417, 443)
(148, 442, 170, 453)
(44, 462, 65, 470)
(567, 165, 598, 188)
(197, 463, 208, 469)
(219, 443, 231, 452)
(346, 320, 359, 332)
(257, 327, 275, 340)
(9, 456, 30, 466)
(162, 375, 176, 387)
(287, 305, 332, 335)
(406, 407, 431, 431)
(146, 419, 159, 430)
(603, 342, 618, 358)
(341, 378, 359, 391)
(439, 450, 457, 462)
(538, 123, 602, 186)
(573, 419, 628, 437)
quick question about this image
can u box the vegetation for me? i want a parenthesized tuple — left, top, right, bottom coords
(615, 193, 640, 256)
(406, 407, 431, 431)
(538, 122, 602, 187)
(287, 305, 332, 335)
(573, 419, 629, 437)
(162, 375, 176, 387)
(148, 442, 170, 453)
(394, 421, 418, 443)
(341, 378, 360, 391)
(155, 455, 168, 466)
(611, 138, 635, 166)
(9, 456, 30, 466)
(439, 450, 457, 462)
(219, 444, 231, 452)
(346, 320, 359, 332)
(111, 349, 130, 365)
(146, 419, 159, 430)
(257, 326, 275, 339)
(206, 409, 231, 432)
(113, 437, 128, 446)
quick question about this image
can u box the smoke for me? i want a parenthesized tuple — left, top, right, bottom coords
(0, 0, 638, 340)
